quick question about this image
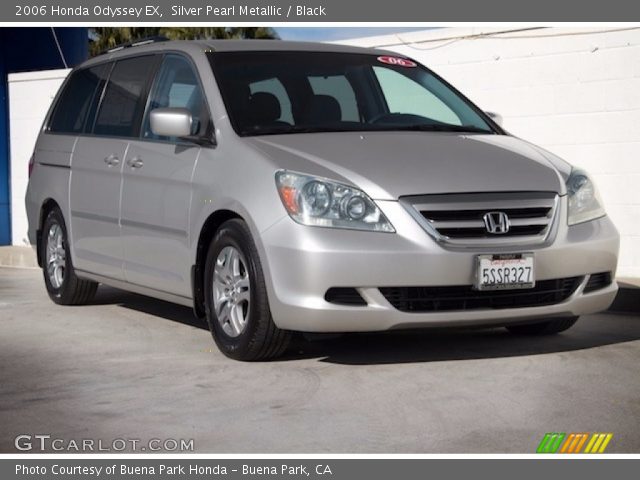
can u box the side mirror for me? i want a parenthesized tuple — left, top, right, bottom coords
(485, 111, 503, 127)
(150, 107, 193, 138)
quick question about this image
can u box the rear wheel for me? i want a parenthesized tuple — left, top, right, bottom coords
(506, 316, 579, 335)
(204, 219, 291, 361)
(41, 207, 98, 305)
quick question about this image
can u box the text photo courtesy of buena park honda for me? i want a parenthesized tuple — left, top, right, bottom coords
(0, 24, 639, 454)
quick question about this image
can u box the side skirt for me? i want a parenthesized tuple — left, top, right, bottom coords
(75, 269, 194, 309)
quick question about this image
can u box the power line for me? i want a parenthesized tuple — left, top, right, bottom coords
(50, 27, 68, 69)
(374, 27, 640, 51)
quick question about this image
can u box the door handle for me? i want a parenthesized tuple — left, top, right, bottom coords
(103, 155, 120, 167)
(127, 157, 144, 169)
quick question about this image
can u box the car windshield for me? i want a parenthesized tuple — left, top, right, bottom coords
(209, 51, 496, 136)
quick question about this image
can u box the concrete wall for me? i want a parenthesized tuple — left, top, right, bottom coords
(9, 69, 69, 246)
(339, 27, 640, 279)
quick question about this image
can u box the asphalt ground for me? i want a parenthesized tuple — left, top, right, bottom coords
(1, 267, 639, 453)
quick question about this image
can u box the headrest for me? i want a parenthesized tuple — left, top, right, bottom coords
(302, 95, 342, 124)
(247, 92, 282, 125)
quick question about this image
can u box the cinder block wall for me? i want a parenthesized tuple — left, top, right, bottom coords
(9, 69, 69, 246)
(340, 27, 640, 278)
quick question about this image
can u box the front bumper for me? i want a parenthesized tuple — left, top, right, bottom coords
(259, 197, 619, 332)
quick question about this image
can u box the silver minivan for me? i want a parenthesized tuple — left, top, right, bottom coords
(26, 40, 619, 360)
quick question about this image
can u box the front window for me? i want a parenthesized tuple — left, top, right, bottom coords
(142, 54, 208, 141)
(209, 51, 496, 136)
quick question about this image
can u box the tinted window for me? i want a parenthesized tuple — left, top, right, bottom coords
(49, 65, 108, 134)
(249, 78, 293, 124)
(94, 55, 157, 137)
(211, 52, 494, 136)
(308, 75, 359, 121)
(373, 67, 462, 125)
(142, 55, 208, 141)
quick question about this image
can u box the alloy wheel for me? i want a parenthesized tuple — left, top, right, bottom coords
(212, 246, 251, 337)
(46, 223, 66, 289)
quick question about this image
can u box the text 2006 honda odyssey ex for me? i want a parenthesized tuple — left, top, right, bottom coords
(26, 40, 619, 360)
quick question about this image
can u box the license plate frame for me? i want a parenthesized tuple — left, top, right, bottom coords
(475, 253, 535, 291)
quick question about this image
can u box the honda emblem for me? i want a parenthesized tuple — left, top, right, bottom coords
(483, 211, 510, 234)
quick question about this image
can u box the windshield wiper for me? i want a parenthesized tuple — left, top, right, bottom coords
(241, 125, 359, 136)
(383, 124, 493, 134)
(241, 123, 493, 137)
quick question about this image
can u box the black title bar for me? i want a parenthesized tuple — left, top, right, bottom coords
(4, 0, 640, 22)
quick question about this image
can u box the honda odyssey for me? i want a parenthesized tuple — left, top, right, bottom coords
(26, 40, 619, 360)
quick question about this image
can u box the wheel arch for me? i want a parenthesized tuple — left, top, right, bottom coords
(191, 209, 245, 318)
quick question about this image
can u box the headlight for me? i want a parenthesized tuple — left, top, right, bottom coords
(566, 169, 606, 226)
(275, 171, 395, 232)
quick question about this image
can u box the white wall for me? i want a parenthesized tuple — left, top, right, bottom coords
(9, 68, 69, 246)
(339, 27, 640, 279)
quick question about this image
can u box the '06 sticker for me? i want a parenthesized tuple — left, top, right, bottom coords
(377, 56, 417, 67)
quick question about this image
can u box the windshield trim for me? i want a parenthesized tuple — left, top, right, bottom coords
(238, 123, 494, 137)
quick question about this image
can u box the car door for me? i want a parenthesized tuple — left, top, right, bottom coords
(69, 55, 159, 280)
(120, 54, 208, 296)
(68, 62, 126, 279)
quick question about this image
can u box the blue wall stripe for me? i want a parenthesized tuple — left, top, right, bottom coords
(0, 28, 88, 245)
(0, 45, 10, 245)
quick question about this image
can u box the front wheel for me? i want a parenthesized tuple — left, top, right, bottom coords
(506, 316, 579, 335)
(204, 219, 291, 361)
(41, 207, 98, 305)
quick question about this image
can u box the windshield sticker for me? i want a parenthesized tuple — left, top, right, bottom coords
(377, 56, 417, 67)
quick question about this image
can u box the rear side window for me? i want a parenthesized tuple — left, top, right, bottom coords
(93, 55, 157, 137)
(49, 65, 108, 134)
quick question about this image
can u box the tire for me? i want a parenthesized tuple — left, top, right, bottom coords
(41, 207, 98, 305)
(506, 316, 579, 335)
(203, 219, 291, 361)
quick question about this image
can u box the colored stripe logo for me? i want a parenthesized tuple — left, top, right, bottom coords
(537, 433, 613, 453)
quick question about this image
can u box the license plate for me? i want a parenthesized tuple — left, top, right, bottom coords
(475, 253, 535, 291)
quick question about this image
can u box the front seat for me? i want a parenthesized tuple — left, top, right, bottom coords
(301, 95, 342, 124)
(246, 92, 287, 129)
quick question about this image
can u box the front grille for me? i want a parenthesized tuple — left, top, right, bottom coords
(380, 277, 581, 313)
(437, 225, 546, 238)
(402, 192, 558, 247)
(583, 272, 612, 293)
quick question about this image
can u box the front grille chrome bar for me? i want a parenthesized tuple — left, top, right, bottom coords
(401, 191, 560, 248)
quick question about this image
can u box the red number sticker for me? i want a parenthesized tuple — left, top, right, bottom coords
(377, 56, 417, 67)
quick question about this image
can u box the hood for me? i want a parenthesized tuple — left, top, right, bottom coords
(246, 131, 567, 200)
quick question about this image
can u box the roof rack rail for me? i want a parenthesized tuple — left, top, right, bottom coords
(98, 35, 169, 56)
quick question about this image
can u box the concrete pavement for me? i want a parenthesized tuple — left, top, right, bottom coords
(1, 267, 639, 453)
